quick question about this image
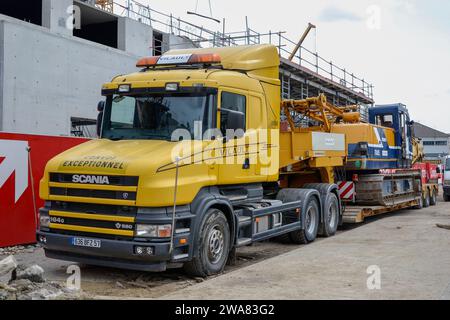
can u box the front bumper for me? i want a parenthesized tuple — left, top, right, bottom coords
(37, 231, 175, 272)
(37, 203, 195, 271)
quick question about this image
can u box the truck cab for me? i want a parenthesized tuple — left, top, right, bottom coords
(369, 103, 414, 168)
(444, 156, 450, 202)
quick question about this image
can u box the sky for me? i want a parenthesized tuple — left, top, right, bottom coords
(117, 0, 450, 133)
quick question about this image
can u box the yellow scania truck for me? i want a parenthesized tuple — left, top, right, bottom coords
(37, 45, 424, 276)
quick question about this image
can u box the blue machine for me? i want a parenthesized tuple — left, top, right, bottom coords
(368, 103, 414, 169)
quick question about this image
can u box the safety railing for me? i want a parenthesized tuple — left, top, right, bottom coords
(106, 0, 373, 99)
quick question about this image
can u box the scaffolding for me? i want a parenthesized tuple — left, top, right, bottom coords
(95, 0, 114, 13)
(105, 0, 374, 109)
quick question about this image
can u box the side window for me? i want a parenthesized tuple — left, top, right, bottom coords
(220, 92, 246, 137)
(376, 114, 393, 128)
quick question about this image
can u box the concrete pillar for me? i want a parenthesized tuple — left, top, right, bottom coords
(42, 0, 73, 36)
(118, 17, 153, 57)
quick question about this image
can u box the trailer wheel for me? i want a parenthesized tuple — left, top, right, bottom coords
(320, 192, 340, 237)
(414, 195, 423, 209)
(423, 189, 430, 208)
(290, 197, 320, 244)
(430, 189, 437, 206)
(184, 209, 230, 277)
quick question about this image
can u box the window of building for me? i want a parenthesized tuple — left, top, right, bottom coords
(423, 141, 435, 146)
(0, 0, 42, 26)
(435, 141, 448, 146)
(73, 2, 118, 49)
(153, 31, 164, 55)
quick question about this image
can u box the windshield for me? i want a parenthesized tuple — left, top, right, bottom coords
(102, 92, 216, 141)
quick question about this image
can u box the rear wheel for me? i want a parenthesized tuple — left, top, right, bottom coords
(184, 209, 230, 277)
(430, 189, 437, 206)
(423, 189, 430, 208)
(289, 197, 320, 244)
(319, 193, 340, 237)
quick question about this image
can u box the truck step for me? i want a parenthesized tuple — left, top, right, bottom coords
(236, 238, 252, 247)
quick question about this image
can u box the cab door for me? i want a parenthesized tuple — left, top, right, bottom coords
(217, 89, 256, 184)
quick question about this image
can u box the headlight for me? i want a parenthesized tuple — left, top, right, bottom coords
(39, 214, 50, 228)
(135, 224, 172, 238)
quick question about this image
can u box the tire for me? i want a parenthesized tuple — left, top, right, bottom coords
(423, 189, 430, 208)
(319, 192, 340, 237)
(430, 189, 437, 206)
(184, 209, 230, 277)
(414, 195, 423, 209)
(289, 197, 320, 244)
(444, 194, 450, 202)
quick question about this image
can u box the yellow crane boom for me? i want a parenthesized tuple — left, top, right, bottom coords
(281, 94, 361, 132)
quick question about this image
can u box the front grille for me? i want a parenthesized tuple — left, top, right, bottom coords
(50, 187, 136, 201)
(50, 173, 139, 187)
(51, 202, 137, 216)
(48, 202, 137, 239)
(51, 216, 134, 231)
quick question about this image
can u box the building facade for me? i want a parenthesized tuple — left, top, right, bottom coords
(413, 122, 450, 162)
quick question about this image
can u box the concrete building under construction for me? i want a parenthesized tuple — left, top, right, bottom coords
(0, 0, 374, 137)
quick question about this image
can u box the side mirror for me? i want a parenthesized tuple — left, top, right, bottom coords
(97, 101, 105, 137)
(407, 120, 415, 126)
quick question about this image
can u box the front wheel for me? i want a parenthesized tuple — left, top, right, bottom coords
(184, 209, 230, 277)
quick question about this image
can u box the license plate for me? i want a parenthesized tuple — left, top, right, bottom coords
(71, 237, 101, 248)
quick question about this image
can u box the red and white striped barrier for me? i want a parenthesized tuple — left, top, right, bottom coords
(0, 133, 89, 248)
(338, 181, 355, 201)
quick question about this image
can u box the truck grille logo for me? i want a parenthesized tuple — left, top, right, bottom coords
(115, 223, 133, 230)
(72, 175, 110, 185)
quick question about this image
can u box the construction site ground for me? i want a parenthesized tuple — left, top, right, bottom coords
(2, 191, 450, 300)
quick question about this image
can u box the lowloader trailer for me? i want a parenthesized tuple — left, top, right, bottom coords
(37, 45, 433, 276)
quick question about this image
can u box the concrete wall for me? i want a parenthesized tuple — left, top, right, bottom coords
(0, 8, 204, 136)
(163, 34, 198, 53)
(0, 15, 139, 136)
(118, 17, 153, 57)
(42, 0, 73, 36)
